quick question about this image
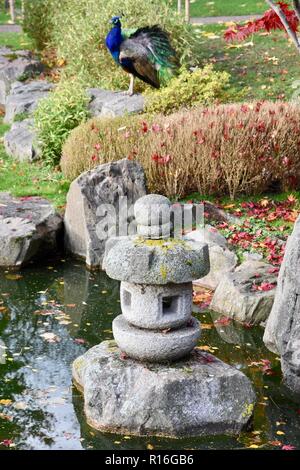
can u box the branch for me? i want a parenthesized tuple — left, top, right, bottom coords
(265, 0, 300, 53)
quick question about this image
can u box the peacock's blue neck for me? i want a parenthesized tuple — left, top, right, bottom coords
(106, 25, 123, 64)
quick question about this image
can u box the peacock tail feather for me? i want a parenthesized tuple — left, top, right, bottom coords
(125, 26, 179, 86)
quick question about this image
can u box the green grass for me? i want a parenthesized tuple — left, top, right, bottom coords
(188, 0, 267, 17)
(0, 119, 70, 209)
(0, 31, 33, 50)
(172, 0, 296, 18)
(194, 23, 300, 101)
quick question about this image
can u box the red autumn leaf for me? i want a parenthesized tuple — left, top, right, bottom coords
(268, 267, 280, 274)
(214, 316, 232, 326)
(224, 2, 299, 42)
(141, 121, 148, 133)
(252, 282, 277, 292)
(120, 352, 128, 361)
(270, 440, 282, 447)
(282, 445, 296, 450)
(0, 439, 13, 447)
(151, 153, 172, 165)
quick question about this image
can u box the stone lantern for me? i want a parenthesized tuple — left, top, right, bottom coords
(73, 195, 256, 437)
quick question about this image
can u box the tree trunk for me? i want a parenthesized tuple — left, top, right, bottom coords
(178, 0, 182, 14)
(185, 0, 190, 23)
(9, 0, 15, 23)
(265, 0, 300, 54)
(293, 0, 300, 22)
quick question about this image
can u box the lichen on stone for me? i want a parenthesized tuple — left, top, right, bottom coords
(134, 236, 189, 252)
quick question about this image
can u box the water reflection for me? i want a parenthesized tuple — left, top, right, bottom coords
(0, 260, 300, 450)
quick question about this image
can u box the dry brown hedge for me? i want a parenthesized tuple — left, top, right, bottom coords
(61, 102, 300, 200)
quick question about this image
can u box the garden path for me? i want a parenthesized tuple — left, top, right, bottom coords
(191, 14, 260, 24)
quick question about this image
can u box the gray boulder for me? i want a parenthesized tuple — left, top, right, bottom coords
(64, 158, 147, 269)
(3, 118, 40, 162)
(211, 260, 278, 325)
(185, 226, 238, 290)
(88, 88, 144, 118)
(4, 80, 54, 124)
(72, 340, 256, 437)
(0, 193, 63, 268)
(264, 216, 300, 394)
(0, 48, 44, 109)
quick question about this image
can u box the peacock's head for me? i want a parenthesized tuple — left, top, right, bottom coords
(110, 16, 121, 26)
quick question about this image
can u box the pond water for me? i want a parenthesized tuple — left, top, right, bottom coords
(0, 259, 300, 450)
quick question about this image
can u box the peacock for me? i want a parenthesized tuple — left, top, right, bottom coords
(105, 16, 179, 95)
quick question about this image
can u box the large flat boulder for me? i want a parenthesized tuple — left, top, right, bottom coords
(185, 226, 238, 290)
(64, 158, 147, 269)
(3, 118, 40, 162)
(4, 80, 54, 124)
(87, 88, 144, 118)
(264, 216, 300, 394)
(0, 48, 44, 110)
(0, 193, 63, 269)
(211, 260, 278, 325)
(73, 340, 256, 437)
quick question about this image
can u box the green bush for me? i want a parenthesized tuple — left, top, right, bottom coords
(50, 0, 200, 89)
(145, 66, 231, 114)
(22, 0, 57, 50)
(34, 79, 89, 166)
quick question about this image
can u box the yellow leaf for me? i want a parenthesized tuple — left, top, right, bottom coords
(276, 431, 285, 436)
(147, 444, 154, 450)
(196, 345, 215, 353)
(0, 399, 12, 406)
(248, 444, 259, 448)
(5, 274, 22, 281)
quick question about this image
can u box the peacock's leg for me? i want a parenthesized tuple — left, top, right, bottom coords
(127, 74, 135, 96)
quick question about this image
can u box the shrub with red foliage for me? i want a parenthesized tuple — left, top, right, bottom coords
(224, 2, 299, 42)
(61, 101, 300, 200)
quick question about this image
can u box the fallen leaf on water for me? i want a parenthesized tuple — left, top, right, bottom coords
(269, 440, 282, 447)
(40, 332, 61, 343)
(276, 431, 285, 436)
(5, 274, 22, 281)
(13, 402, 28, 410)
(147, 444, 154, 450)
(214, 316, 232, 326)
(201, 323, 214, 330)
(196, 345, 215, 354)
(0, 399, 12, 406)
(282, 445, 296, 450)
(74, 338, 86, 345)
(0, 413, 12, 421)
(0, 439, 13, 447)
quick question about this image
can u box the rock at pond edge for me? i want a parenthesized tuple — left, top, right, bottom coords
(72, 341, 256, 438)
